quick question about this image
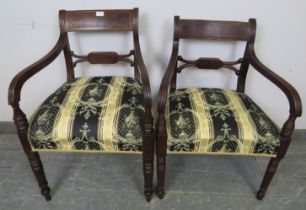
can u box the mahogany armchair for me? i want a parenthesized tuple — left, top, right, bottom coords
(156, 17, 302, 200)
(8, 8, 154, 201)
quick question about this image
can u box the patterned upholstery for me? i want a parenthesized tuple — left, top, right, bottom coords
(28, 76, 145, 153)
(166, 88, 280, 157)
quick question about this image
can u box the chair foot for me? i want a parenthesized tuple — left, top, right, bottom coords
(41, 186, 51, 201)
(143, 155, 153, 202)
(13, 111, 52, 202)
(156, 188, 165, 199)
(145, 195, 152, 202)
(27, 152, 51, 202)
(144, 189, 153, 202)
(156, 155, 166, 199)
(256, 189, 265, 200)
(256, 158, 280, 201)
(142, 121, 154, 202)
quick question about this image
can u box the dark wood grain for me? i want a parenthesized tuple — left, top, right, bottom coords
(88, 51, 119, 64)
(131, 10, 154, 201)
(63, 33, 75, 81)
(156, 16, 302, 201)
(132, 8, 152, 110)
(177, 18, 252, 41)
(156, 18, 180, 200)
(177, 56, 242, 74)
(12, 105, 51, 201)
(236, 18, 256, 92)
(8, 8, 154, 202)
(70, 50, 134, 67)
(257, 115, 296, 200)
(59, 9, 133, 32)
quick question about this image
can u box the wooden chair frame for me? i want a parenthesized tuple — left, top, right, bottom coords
(8, 8, 155, 202)
(156, 16, 302, 199)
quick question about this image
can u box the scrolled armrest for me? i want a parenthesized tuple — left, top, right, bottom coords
(157, 41, 179, 114)
(8, 33, 67, 106)
(247, 45, 302, 117)
(133, 31, 152, 110)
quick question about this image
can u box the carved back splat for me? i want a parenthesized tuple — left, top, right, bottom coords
(70, 50, 135, 67)
(177, 56, 243, 75)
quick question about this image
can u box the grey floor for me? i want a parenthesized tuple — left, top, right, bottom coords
(0, 133, 305, 210)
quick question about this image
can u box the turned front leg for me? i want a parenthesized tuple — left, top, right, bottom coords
(257, 116, 296, 200)
(13, 105, 51, 201)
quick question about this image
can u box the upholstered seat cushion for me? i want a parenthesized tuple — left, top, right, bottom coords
(166, 88, 280, 157)
(28, 76, 144, 153)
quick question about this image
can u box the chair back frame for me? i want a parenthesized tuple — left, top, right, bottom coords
(156, 16, 302, 199)
(167, 16, 256, 93)
(59, 9, 151, 102)
(8, 8, 155, 201)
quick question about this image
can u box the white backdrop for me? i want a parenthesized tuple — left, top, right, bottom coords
(1, 0, 306, 129)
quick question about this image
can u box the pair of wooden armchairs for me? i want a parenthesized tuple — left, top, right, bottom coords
(8, 8, 302, 202)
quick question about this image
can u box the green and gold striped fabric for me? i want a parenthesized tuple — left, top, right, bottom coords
(166, 88, 280, 157)
(28, 76, 145, 153)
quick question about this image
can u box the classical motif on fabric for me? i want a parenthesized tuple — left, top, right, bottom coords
(114, 78, 144, 151)
(28, 76, 144, 153)
(166, 88, 280, 157)
(167, 90, 197, 151)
